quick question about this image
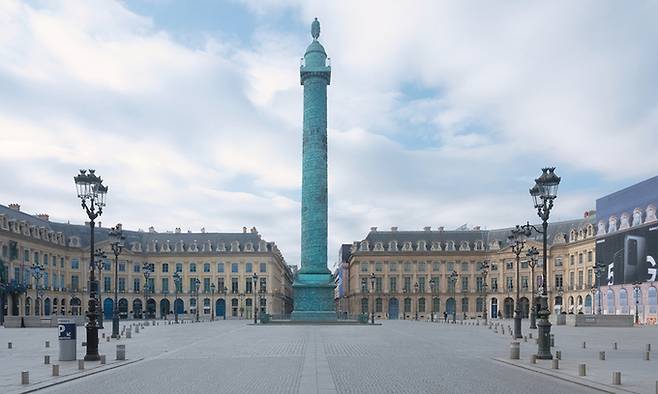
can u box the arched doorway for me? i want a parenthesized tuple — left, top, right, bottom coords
(25, 297, 31, 316)
(503, 297, 514, 319)
(388, 297, 399, 319)
(491, 298, 498, 318)
(216, 298, 226, 319)
(53, 298, 59, 315)
(519, 297, 529, 318)
(60, 298, 66, 315)
(231, 298, 238, 317)
(160, 298, 170, 318)
(175, 298, 185, 315)
(146, 299, 156, 319)
(70, 297, 81, 316)
(585, 294, 592, 314)
(245, 299, 253, 319)
(619, 289, 629, 314)
(446, 297, 456, 317)
(133, 299, 143, 319)
(103, 298, 113, 320)
(606, 289, 615, 314)
(44, 298, 51, 316)
(118, 298, 128, 319)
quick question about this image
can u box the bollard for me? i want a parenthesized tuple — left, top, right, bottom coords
(550, 334, 555, 347)
(100, 354, 106, 365)
(647, 344, 652, 352)
(529, 332, 533, 339)
(582, 341, 586, 349)
(21, 371, 29, 385)
(646, 351, 650, 361)
(510, 342, 520, 360)
(52, 364, 59, 376)
(578, 364, 586, 376)
(530, 354, 537, 364)
(552, 359, 559, 369)
(612, 371, 621, 385)
(524, 336, 527, 343)
(135, 326, 140, 334)
(126, 330, 132, 339)
(599, 351, 606, 360)
(45, 340, 50, 348)
(44, 355, 50, 364)
(78, 360, 84, 370)
(8, 342, 12, 349)
(555, 350, 561, 360)
(106, 336, 110, 342)
(613, 342, 618, 350)
(116, 344, 126, 361)
(102, 333, 105, 339)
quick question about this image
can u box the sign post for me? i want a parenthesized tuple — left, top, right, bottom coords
(58, 318, 77, 361)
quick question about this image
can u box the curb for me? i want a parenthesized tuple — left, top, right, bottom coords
(493, 357, 641, 394)
(15, 357, 145, 394)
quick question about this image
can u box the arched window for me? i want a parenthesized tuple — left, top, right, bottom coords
(649, 287, 657, 314)
(432, 297, 440, 314)
(461, 297, 469, 313)
(361, 298, 369, 314)
(404, 298, 412, 313)
(375, 298, 383, 313)
(606, 289, 616, 314)
(418, 298, 426, 313)
(619, 288, 628, 314)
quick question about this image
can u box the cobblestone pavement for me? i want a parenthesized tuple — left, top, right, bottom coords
(0, 319, 618, 393)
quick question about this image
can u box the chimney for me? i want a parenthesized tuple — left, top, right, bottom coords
(175, 227, 181, 234)
(423, 226, 431, 231)
(37, 214, 50, 221)
(243, 226, 247, 234)
(8, 204, 20, 211)
(201, 227, 206, 233)
(390, 226, 398, 232)
(473, 226, 481, 231)
(148, 226, 156, 233)
(438, 226, 444, 231)
(370, 227, 378, 232)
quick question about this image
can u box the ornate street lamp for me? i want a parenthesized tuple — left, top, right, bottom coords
(526, 247, 539, 329)
(173, 270, 181, 323)
(528, 167, 560, 360)
(594, 261, 606, 315)
(142, 262, 151, 320)
(252, 273, 258, 324)
(93, 248, 107, 329)
(449, 270, 458, 323)
(74, 169, 107, 361)
(508, 229, 527, 339)
(479, 261, 490, 325)
(223, 286, 228, 320)
(211, 283, 216, 322)
(429, 278, 436, 322)
(633, 281, 642, 324)
(109, 224, 124, 338)
(30, 262, 44, 317)
(413, 282, 419, 321)
(238, 292, 244, 319)
(370, 272, 376, 324)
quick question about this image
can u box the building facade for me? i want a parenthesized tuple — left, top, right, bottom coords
(0, 204, 293, 326)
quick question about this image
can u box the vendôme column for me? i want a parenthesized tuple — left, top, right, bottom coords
(291, 18, 336, 321)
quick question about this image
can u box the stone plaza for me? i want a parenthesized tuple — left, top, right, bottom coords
(2, 319, 658, 393)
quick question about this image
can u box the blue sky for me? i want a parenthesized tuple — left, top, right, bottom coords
(1, 0, 657, 267)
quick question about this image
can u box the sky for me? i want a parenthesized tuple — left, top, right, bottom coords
(1, 0, 657, 268)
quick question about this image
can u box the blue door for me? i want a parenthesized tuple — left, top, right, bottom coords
(388, 298, 399, 319)
(216, 299, 226, 319)
(174, 298, 184, 314)
(103, 298, 113, 320)
(446, 298, 456, 316)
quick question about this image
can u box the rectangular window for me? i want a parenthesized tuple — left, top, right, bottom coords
(203, 263, 211, 273)
(231, 263, 238, 273)
(555, 257, 563, 267)
(1, 245, 6, 258)
(404, 277, 411, 292)
(418, 262, 426, 272)
(554, 274, 563, 288)
(175, 263, 182, 272)
(476, 277, 484, 292)
(446, 262, 454, 272)
(24, 248, 29, 262)
(418, 276, 425, 293)
(521, 276, 528, 289)
(231, 277, 239, 293)
(569, 271, 575, 289)
(506, 277, 513, 290)
(570, 255, 575, 266)
(60, 257, 64, 268)
(587, 251, 593, 262)
(246, 263, 253, 273)
(71, 259, 79, 270)
(389, 262, 397, 272)
(189, 278, 198, 293)
(506, 261, 513, 270)
(587, 269, 593, 287)
(134, 278, 140, 292)
(461, 276, 468, 292)
(389, 277, 397, 293)
(217, 278, 225, 292)
(404, 262, 412, 273)
(118, 277, 126, 292)
(103, 260, 111, 271)
(259, 278, 267, 293)
(60, 276, 64, 289)
(578, 254, 583, 265)
(433, 262, 440, 271)
(578, 271, 584, 289)
(375, 262, 383, 272)
(203, 277, 210, 293)
(104, 276, 111, 292)
(147, 278, 154, 292)
(162, 263, 169, 273)
(245, 279, 253, 294)
(43, 254, 49, 266)
(162, 278, 169, 293)
(431, 276, 440, 293)
(461, 262, 468, 272)
(360, 263, 368, 272)
(521, 260, 528, 269)
(134, 264, 141, 273)
(375, 277, 383, 292)
(190, 263, 197, 273)
(217, 262, 224, 273)
(71, 275, 79, 290)
(260, 263, 267, 273)
(119, 262, 126, 272)
(491, 263, 498, 271)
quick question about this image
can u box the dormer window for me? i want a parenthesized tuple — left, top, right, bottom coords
(569, 230, 576, 242)
(374, 242, 384, 251)
(402, 242, 413, 251)
(446, 241, 455, 251)
(417, 240, 426, 251)
(231, 241, 240, 252)
(460, 241, 470, 251)
(388, 241, 398, 251)
(245, 242, 254, 252)
(475, 241, 484, 251)
(431, 242, 441, 251)
(360, 241, 369, 252)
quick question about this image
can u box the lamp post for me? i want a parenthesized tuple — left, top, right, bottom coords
(526, 247, 539, 329)
(402, 287, 407, 320)
(142, 262, 151, 320)
(173, 271, 181, 323)
(252, 273, 258, 324)
(238, 292, 244, 319)
(508, 229, 526, 340)
(94, 249, 107, 329)
(370, 273, 375, 324)
(210, 283, 216, 321)
(223, 286, 228, 320)
(594, 262, 606, 315)
(413, 282, 419, 321)
(429, 278, 436, 322)
(589, 286, 597, 315)
(194, 278, 201, 322)
(479, 261, 490, 325)
(633, 281, 642, 324)
(528, 167, 560, 360)
(74, 169, 107, 362)
(30, 263, 44, 317)
(109, 224, 124, 338)
(449, 270, 458, 323)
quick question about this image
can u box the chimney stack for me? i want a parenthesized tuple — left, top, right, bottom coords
(423, 226, 431, 231)
(8, 204, 20, 211)
(390, 226, 398, 232)
(36, 214, 49, 221)
(370, 227, 378, 232)
(438, 226, 444, 231)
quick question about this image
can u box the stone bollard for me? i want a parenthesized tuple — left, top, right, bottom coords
(510, 342, 520, 360)
(613, 342, 618, 350)
(78, 360, 84, 370)
(126, 330, 132, 339)
(524, 336, 527, 343)
(21, 371, 29, 385)
(116, 344, 126, 361)
(550, 334, 555, 347)
(52, 364, 59, 376)
(45, 340, 50, 348)
(646, 351, 650, 361)
(8, 342, 12, 349)
(100, 354, 106, 365)
(578, 364, 586, 376)
(529, 332, 533, 339)
(582, 341, 586, 349)
(135, 326, 140, 334)
(530, 354, 537, 364)
(106, 336, 110, 342)
(44, 355, 50, 364)
(599, 351, 606, 360)
(612, 371, 621, 385)
(552, 359, 559, 369)
(555, 350, 561, 360)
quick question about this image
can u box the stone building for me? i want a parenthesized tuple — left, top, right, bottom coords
(0, 204, 293, 326)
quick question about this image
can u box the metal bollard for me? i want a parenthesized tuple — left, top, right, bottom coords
(510, 342, 520, 360)
(126, 330, 132, 339)
(647, 344, 652, 352)
(116, 344, 126, 361)
(578, 364, 586, 376)
(78, 360, 84, 370)
(555, 350, 561, 360)
(135, 326, 140, 334)
(646, 351, 650, 361)
(106, 336, 110, 342)
(524, 336, 527, 343)
(530, 354, 537, 364)
(100, 354, 106, 365)
(599, 351, 606, 360)
(44, 355, 50, 364)
(8, 342, 12, 349)
(52, 364, 59, 376)
(21, 371, 29, 385)
(582, 341, 586, 349)
(550, 334, 555, 347)
(45, 340, 50, 348)
(613, 342, 618, 350)
(552, 359, 559, 369)
(612, 371, 621, 385)
(529, 332, 533, 339)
